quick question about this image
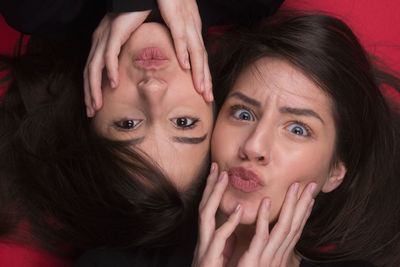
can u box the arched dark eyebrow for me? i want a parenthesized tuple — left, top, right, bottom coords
(279, 107, 324, 124)
(172, 134, 207, 144)
(229, 92, 261, 107)
(123, 134, 207, 145)
(229, 92, 324, 124)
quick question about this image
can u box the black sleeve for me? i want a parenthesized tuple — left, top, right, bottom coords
(106, 0, 285, 33)
(107, 0, 156, 12)
(198, 0, 285, 34)
(300, 259, 377, 267)
(0, 0, 107, 41)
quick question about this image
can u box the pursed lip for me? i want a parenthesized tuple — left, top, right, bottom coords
(134, 47, 169, 69)
(228, 166, 264, 193)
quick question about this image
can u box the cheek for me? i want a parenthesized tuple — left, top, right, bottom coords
(211, 120, 243, 169)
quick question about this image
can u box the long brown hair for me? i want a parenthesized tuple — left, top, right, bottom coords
(210, 12, 400, 266)
(0, 38, 203, 258)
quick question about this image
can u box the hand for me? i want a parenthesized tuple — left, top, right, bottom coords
(157, 0, 213, 102)
(84, 0, 212, 117)
(84, 11, 151, 117)
(236, 183, 316, 267)
(192, 162, 316, 267)
(192, 162, 243, 267)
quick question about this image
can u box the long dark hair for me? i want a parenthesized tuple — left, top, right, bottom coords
(0, 37, 202, 258)
(210, 12, 400, 266)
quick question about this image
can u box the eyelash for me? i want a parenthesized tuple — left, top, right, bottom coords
(114, 117, 199, 131)
(229, 105, 313, 138)
(229, 104, 256, 121)
(113, 119, 142, 131)
(171, 117, 200, 130)
(286, 121, 313, 138)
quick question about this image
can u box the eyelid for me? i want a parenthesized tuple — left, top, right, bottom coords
(113, 119, 143, 131)
(229, 104, 257, 121)
(171, 116, 200, 130)
(286, 121, 313, 137)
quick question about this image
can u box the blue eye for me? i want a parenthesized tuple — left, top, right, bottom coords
(286, 122, 310, 137)
(231, 106, 254, 121)
(114, 119, 142, 130)
(172, 117, 199, 129)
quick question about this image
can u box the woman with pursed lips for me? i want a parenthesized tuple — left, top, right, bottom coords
(192, 13, 400, 267)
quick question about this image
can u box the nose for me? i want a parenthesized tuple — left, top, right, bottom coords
(239, 126, 271, 165)
(137, 77, 168, 104)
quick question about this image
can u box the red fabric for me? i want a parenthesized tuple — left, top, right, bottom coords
(282, 0, 400, 103)
(0, 239, 72, 267)
(0, 2, 399, 264)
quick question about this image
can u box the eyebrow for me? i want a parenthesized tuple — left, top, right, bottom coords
(279, 107, 324, 124)
(229, 92, 324, 124)
(229, 92, 261, 107)
(122, 134, 208, 146)
(172, 134, 208, 144)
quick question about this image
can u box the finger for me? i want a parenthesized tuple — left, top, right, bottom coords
(199, 162, 219, 209)
(84, 39, 99, 115)
(275, 184, 316, 258)
(281, 199, 314, 266)
(170, 26, 191, 70)
(198, 172, 228, 249)
(83, 68, 94, 117)
(206, 204, 242, 257)
(238, 198, 271, 267)
(200, 172, 228, 222)
(187, 31, 205, 94)
(104, 29, 123, 89)
(261, 183, 299, 262)
(104, 10, 150, 88)
(88, 35, 107, 111)
(202, 51, 213, 102)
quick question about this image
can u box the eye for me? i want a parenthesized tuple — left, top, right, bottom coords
(230, 105, 255, 121)
(114, 119, 142, 130)
(171, 117, 199, 129)
(286, 122, 311, 137)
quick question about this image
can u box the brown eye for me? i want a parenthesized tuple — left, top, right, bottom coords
(172, 117, 199, 129)
(114, 119, 141, 130)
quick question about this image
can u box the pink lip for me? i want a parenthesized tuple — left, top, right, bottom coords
(134, 47, 169, 69)
(228, 166, 264, 193)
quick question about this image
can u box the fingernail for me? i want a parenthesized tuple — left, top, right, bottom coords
(210, 162, 216, 173)
(264, 199, 271, 210)
(110, 80, 116, 88)
(91, 99, 96, 110)
(208, 90, 214, 102)
(308, 183, 316, 194)
(235, 204, 242, 213)
(184, 59, 190, 69)
(199, 81, 205, 93)
(292, 183, 299, 194)
(218, 172, 226, 182)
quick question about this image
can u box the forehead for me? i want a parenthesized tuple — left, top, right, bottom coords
(233, 58, 333, 109)
(136, 134, 210, 189)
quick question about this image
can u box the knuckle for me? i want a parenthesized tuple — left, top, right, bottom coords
(199, 210, 209, 223)
(87, 62, 96, 74)
(214, 228, 225, 240)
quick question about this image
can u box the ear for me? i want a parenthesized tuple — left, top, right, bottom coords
(321, 161, 347, 193)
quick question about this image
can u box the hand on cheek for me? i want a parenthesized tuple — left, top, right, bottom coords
(192, 164, 317, 267)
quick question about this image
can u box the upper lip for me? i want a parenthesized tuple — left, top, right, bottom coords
(227, 166, 264, 185)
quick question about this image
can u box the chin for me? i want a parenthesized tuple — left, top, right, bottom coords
(220, 194, 259, 225)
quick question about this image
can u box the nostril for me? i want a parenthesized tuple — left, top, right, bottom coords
(258, 156, 265, 161)
(138, 77, 167, 92)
